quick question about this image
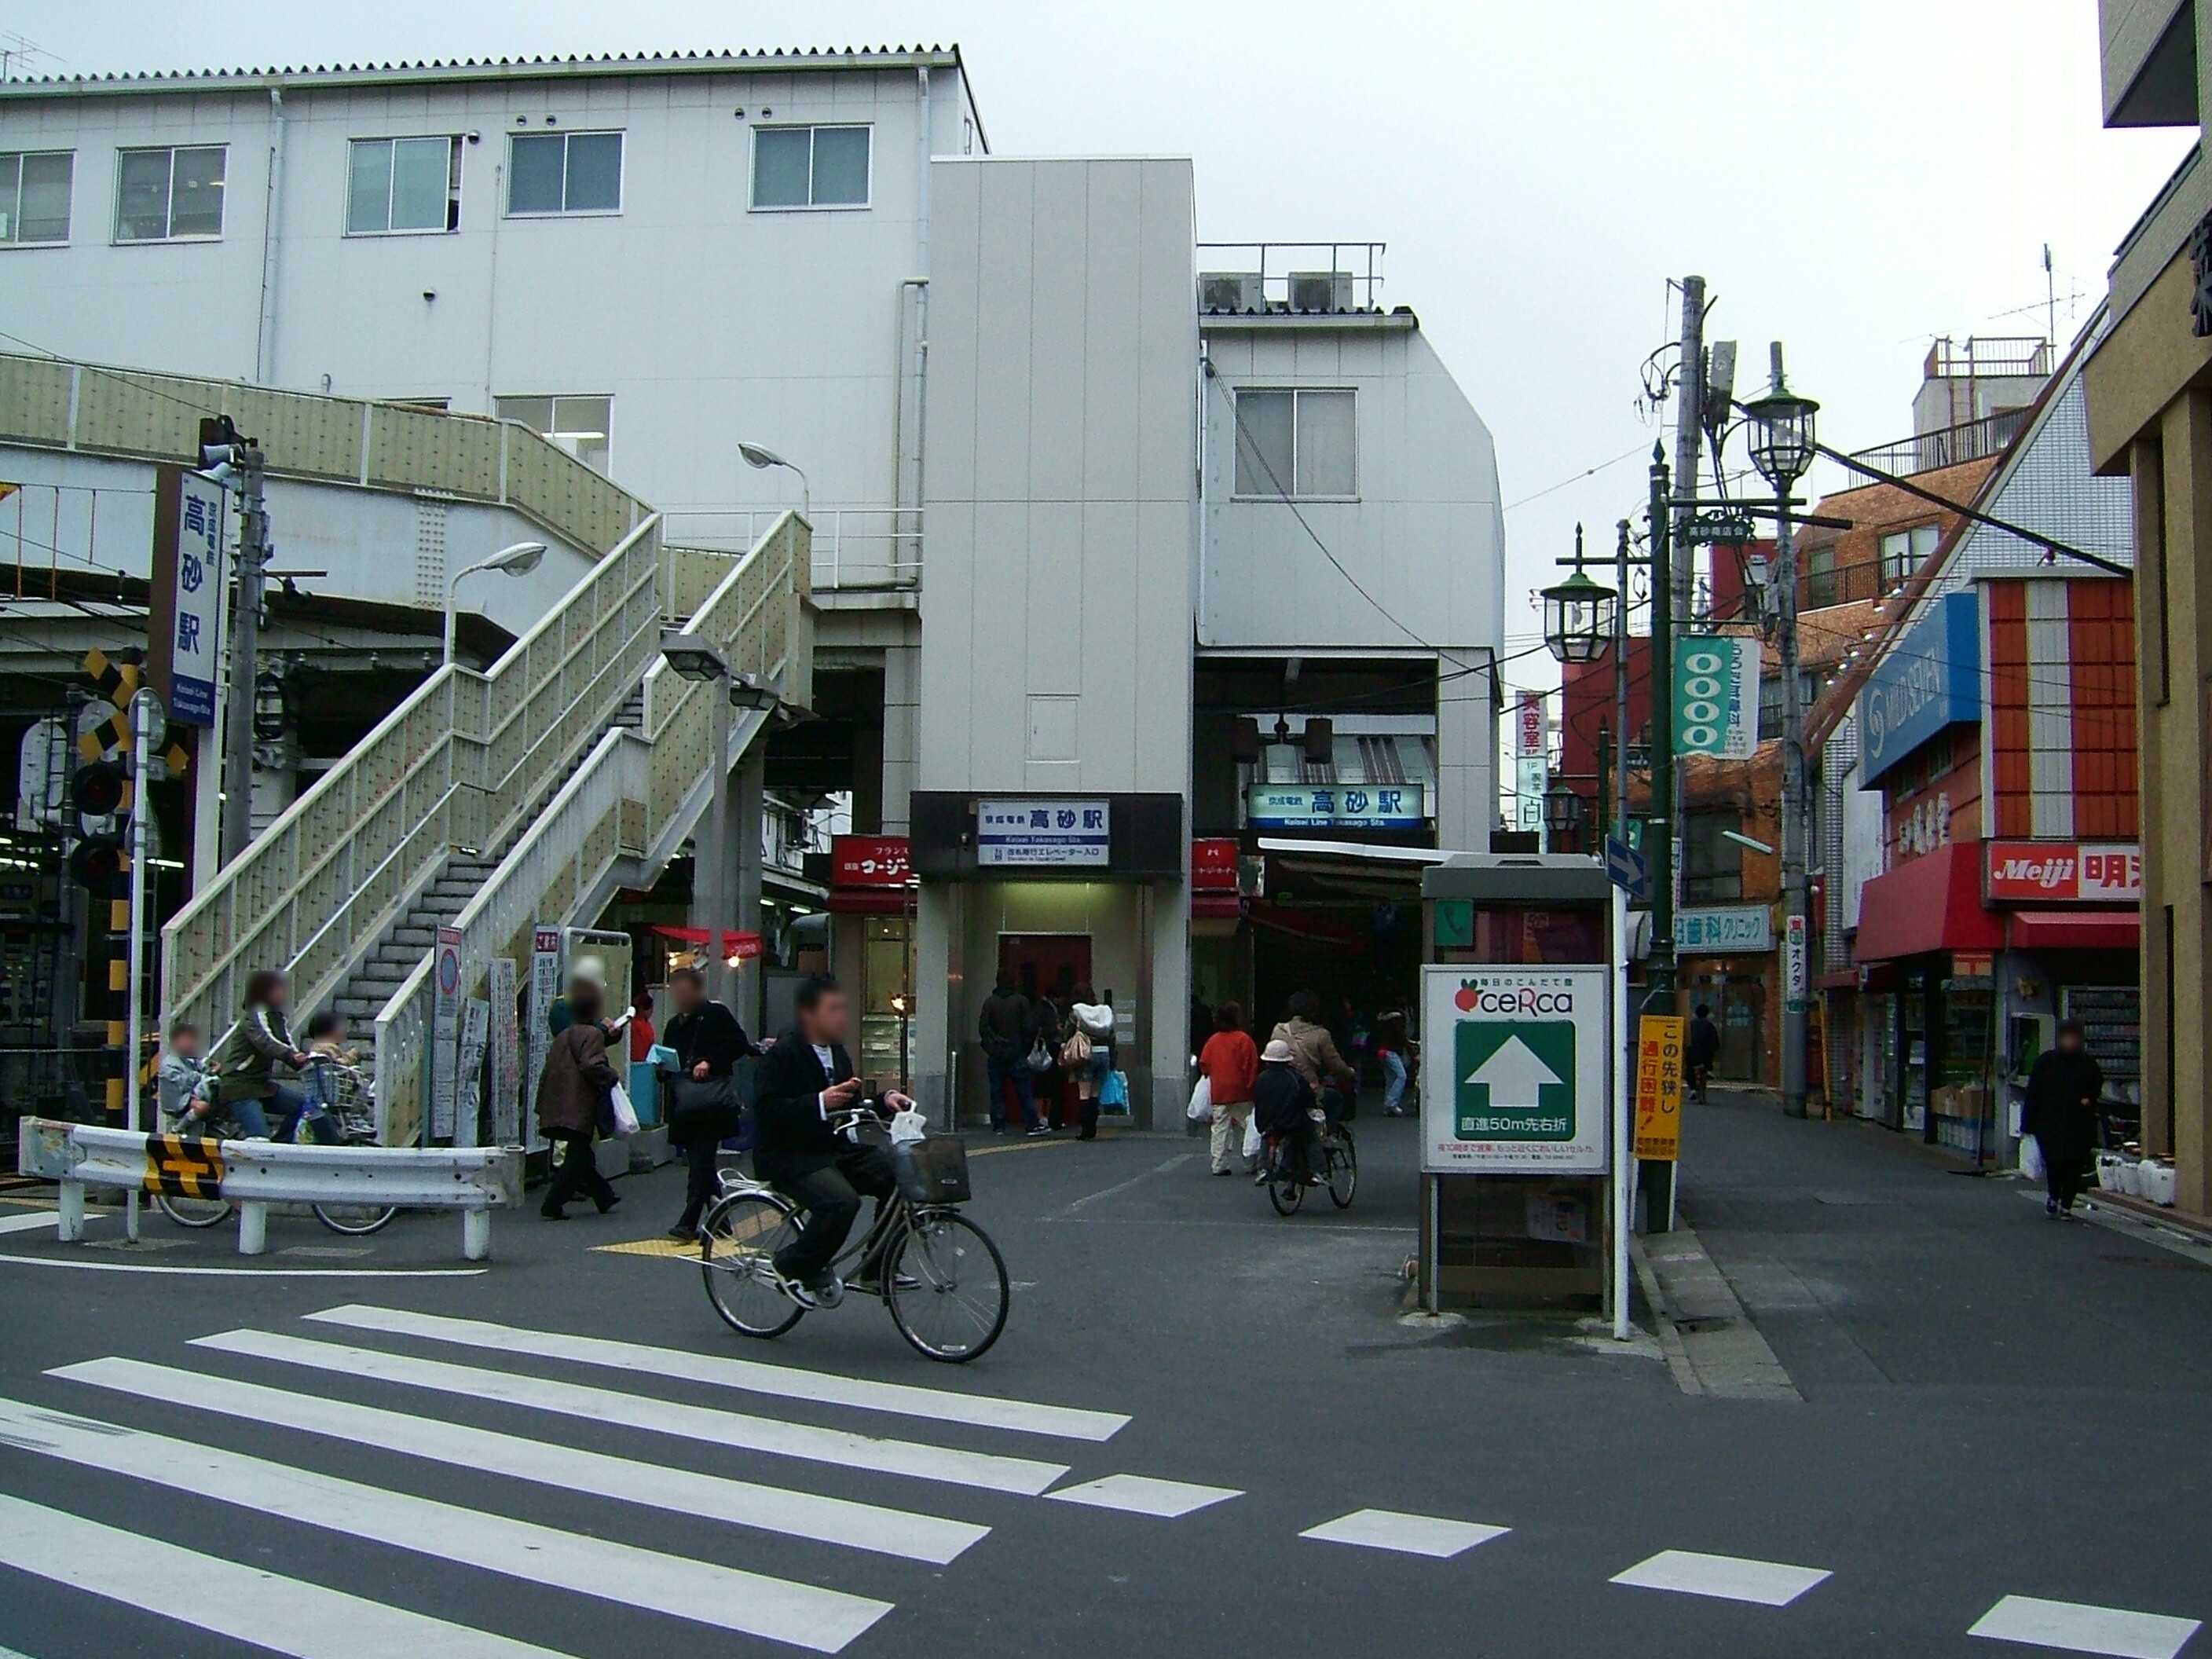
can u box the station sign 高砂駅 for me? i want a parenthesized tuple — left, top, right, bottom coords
(1246, 783, 1426, 831)
(1675, 903, 1773, 954)
(1419, 965, 1608, 1174)
(976, 799, 1110, 868)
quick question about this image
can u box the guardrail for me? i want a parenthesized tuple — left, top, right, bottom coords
(161, 514, 666, 1043)
(662, 507, 919, 591)
(371, 513, 811, 1143)
(15, 1118, 520, 1260)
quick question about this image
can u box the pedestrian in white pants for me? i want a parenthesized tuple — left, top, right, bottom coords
(1197, 1002, 1259, 1177)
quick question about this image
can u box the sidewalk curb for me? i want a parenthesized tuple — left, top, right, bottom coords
(1628, 1236, 1703, 1397)
(1633, 1227, 1802, 1402)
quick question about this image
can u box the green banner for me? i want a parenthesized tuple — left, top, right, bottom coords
(1673, 634, 1760, 760)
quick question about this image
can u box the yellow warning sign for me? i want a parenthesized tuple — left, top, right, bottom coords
(1633, 1014, 1685, 1163)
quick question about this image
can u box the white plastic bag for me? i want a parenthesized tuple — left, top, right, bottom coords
(2019, 1133, 2045, 1183)
(1242, 1111, 1263, 1159)
(889, 1107, 928, 1145)
(609, 1082, 639, 1138)
(1186, 1074, 1213, 1122)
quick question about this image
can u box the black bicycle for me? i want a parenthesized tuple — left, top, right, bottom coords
(1262, 1114, 1357, 1216)
(697, 1111, 1010, 1363)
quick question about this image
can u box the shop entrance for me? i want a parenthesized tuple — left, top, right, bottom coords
(998, 933, 1093, 1008)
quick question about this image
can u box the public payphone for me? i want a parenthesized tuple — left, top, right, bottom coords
(1419, 853, 1628, 1328)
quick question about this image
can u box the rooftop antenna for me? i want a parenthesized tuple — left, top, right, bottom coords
(0, 31, 57, 81)
(2042, 244, 2056, 352)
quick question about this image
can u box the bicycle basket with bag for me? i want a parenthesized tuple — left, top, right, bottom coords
(892, 1137, 972, 1205)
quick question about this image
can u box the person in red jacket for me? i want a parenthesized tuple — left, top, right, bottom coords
(1198, 1002, 1261, 1177)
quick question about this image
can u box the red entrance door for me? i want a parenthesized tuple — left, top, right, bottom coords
(995, 935, 1093, 1124)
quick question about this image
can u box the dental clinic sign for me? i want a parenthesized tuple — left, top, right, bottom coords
(1858, 591, 1980, 786)
(1419, 965, 1609, 1174)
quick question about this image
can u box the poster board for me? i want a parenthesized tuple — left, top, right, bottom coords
(1419, 964, 1610, 1174)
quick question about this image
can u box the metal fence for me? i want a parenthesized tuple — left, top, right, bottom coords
(661, 507, 920, 591)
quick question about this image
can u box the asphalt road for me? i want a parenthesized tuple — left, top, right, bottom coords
(1, 1100, 2207, 1659)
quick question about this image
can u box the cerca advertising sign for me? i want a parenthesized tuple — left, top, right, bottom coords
(1420, 965, 1610, 1174)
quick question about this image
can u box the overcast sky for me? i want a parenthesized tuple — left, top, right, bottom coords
(14, 1, 2192, 698)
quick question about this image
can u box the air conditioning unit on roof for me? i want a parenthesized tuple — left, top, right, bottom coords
(1198, 272, 1265, 313)
(1288, 270, 1353, 313)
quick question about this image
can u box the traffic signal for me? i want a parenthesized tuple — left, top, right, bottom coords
(68, 834, 125, 890)
(73, 760, 126, 818)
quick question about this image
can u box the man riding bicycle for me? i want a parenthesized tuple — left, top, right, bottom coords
(752, 973, 916, 1309)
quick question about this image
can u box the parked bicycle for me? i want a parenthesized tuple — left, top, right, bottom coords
(156, 1057, 396, 1236)
(697, 1108, 1010, 1363)
(1261, 1114, 1357, 1216)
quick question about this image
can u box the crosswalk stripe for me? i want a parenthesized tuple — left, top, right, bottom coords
(197, 1326, 1069, 1496)
(1609, 1548, 1832, 1607)
(1042, 1474, 1242, 1518)
(0, 1489, 581, 1659)
(0, 1396, 892, 1654)
(1298, 1508, 1511, 1558)
(306, 1302, 1130, 1441)
(54, 1354, 987, 1566)
(1969, 1595, 2203, 1658)
(0, 1210, 61, 1236)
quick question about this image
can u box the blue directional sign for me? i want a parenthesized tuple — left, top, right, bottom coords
(1604, 835, 1649, 899)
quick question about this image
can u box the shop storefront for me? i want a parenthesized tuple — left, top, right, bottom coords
(825, 835, 917, 1091)
(1676, 903, 1777, 1084)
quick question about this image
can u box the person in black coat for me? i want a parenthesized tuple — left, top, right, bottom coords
(661, 966, 754, 1240)
(753, 973, 914, 1304)
(2023, 1020, 2105, 1218)
(1252, 1038, 1320, 1187)
(1686, 1004, 1721, 1103)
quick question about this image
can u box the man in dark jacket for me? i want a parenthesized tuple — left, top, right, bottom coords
(2024, 1020, 2105, 1218)
(754, 973, 910, 1305)
(1686, 1004, 1721, 1103)
(977, 973, 1038, 1136)
(661, 966, 754, 1240)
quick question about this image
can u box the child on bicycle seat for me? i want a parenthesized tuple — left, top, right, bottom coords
(752, 973, 915, 1308)
(157, 1020, 213, 1127)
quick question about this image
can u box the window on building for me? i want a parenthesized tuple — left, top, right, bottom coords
(1683, 811, 1745, 903)
(496, 394, 612, 475)
(0, 151, 72, 244)
(507, 132, 623, 216)
(115, 145, 225, 241)
(751, 125, 872, 209)
(1879, 522, 1941, 585)
(1233, 388, 1357, 498)
(1804, 542, 1837, 609)
(347, 137, 462, 234)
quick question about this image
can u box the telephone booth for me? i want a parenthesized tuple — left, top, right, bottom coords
(1419, 853, 1628, 1327)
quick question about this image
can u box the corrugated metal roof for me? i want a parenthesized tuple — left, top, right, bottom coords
(0, 44, 963, 98)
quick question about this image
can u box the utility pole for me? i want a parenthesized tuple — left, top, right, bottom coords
(1769, 341, 1811, 1120)
(1669, 277, 1708, 621)
(123, 683, 152, 1243)
(1612, 518, 1632, 844)
(1643, 444, 1679, 1230)
(217, 435, 269, 868)
(705, 674, 733, 1010)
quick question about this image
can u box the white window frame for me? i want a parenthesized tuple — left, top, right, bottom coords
(748, 123, 875, 212)
(494, 393, 613, 476)
(0, 149, 73, 247)
(503, 130, 625, 219)
(1230, 386, 1360, 502)
(112, 144, 227, 244)
(344, 135, 463, 236)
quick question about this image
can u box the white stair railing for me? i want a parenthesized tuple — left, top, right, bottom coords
(160, 515, 667, 1042)
(372, 514, 811, 1144)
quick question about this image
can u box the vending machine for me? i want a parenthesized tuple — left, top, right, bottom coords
(1419, 853, 1628, 1328)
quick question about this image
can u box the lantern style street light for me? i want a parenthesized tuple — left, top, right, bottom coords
(1541, 526, 1620, 665)
(1542, 781, 1588, 852)
(1745, 379, 1820, 489)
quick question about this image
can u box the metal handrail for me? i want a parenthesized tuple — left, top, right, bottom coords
(160, 515, 665, 1041)
(371, 513, 811, 1144)
(661, 507, 921, 590)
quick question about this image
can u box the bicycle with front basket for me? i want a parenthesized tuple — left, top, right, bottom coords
(155, 1057, 396, 1236)
(696, 1108, 1010, 1363)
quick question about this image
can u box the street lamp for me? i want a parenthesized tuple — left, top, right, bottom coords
(1743, 349, 1819, 1119)
(1542, 781, 1587, 853)
(661, 628, 736, 1007)
(739, 441, 811, 522)
(1541, 548, 1619, 665)
(443, 540, 547, 665)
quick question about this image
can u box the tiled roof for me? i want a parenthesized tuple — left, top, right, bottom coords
(0, 45, 961, 96)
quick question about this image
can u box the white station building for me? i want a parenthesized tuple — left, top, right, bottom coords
(0, 44, 1504, 1128)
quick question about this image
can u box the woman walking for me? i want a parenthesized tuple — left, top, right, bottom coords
(211, 970, 319, 1142)
(2023, 1020, 2106, 1218)
(661, 966, 751, 1240)
(537, 979, 622, 1220)
(1198, 1002, 1259, 1176)
(1064, 985, 1116, 1141)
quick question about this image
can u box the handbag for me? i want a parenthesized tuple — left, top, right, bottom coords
(1060, 1029, 1093, 1068)
(1025, 1036, 1055, 1074)
(609, 1082, 640, 1138)
(667, 1072, 740, 1144)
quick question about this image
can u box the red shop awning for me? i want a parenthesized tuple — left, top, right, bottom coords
(2006, 910, 2141, 952)
(1190, 893, 1245, 921)
(1854, 841, 2004, 965)
(650, 925, 764, 958)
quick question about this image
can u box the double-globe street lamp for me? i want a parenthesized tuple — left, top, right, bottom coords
(1743, 362, 1820, 1119)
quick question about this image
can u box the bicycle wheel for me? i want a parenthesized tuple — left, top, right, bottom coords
(1268, 1147, 1306, 1216)
(700, 1190, 807, 1339)
(155, 1192, 233, 1229)
(314, 1202, 398, 1236)
(1325, 1126, 1357, 1210)
(885, 1210, 1009, 1363)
